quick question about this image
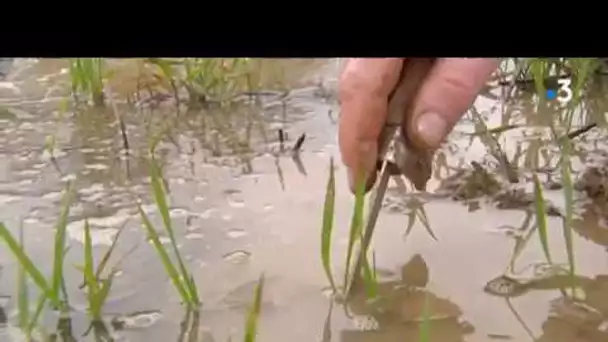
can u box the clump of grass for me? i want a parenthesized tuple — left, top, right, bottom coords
(73, 219, 118, 322)
(319, 160, 380, 299)
(143, 58, 256, 106)
(69, 58, 105, 107)
(243, 274, 265, 342)
(68, 58, 286, 113)
(0, 183, 74, 335)
(138, 154, 200, 309)
(181, 58, 253, 105)
(526, 58, 600, 296)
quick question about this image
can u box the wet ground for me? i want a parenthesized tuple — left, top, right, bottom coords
(1, 58, 608, 342)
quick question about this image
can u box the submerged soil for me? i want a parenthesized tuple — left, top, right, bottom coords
(1, 58, 608, 342)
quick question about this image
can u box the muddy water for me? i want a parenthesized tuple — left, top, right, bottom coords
(1, 59, 608, 342)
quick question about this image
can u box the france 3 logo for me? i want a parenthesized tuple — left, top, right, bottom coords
(545, 78, 573, 105)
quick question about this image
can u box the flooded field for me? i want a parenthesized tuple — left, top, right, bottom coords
(1, 58, 608, 342)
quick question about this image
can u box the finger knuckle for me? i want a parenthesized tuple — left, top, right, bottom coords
(339, 65, 366, 103)
(339, 59, 399, 103)
(440, 73, 476, 99)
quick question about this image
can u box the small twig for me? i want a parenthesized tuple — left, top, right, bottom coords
(565, 122, 597, 140)
(292, 133, 306, 153)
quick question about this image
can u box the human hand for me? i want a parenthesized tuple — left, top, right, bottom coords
(338, 58, 500, 191)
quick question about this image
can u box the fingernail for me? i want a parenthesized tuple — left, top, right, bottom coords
(416, 112, 448, 148)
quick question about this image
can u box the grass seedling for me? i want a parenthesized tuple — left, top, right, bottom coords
(360, 251, 378, 299)
(73, 219, 117, 322)
(528, 58, 600, 296)
(145, 58, 181, 108)
(320, 157, 337, 294)
(78, 220, 128, 290)
(532, 174, 553, 264)
(243, 274, 264, 342)
(138, 155, 200, 309)
(559, 137, 577, 294)
(180, 58, 252, 105)
(69, 58, 105, 107)
(342, 174, 366, 293)
(16, 222, 29, 330)
(0, 183, 74, 334)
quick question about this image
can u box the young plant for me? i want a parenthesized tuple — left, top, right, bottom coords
(73, 219, 118, 321)
(243, 274, 264, 342)
(16, 222, 30, 330)
(532, 174, 553, 264)
(320, 157, 337, 294)
(342, 173, 366, 293)
(0, 183, 74, 333)
(69, 58, 105, 107)
(138, 155, 200, 309)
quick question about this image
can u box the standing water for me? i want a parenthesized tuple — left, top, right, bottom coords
(0, 58, 607, 342)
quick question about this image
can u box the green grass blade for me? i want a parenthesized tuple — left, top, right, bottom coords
(94, 271, 116, 320)
(26, 294, 47, 335)
(321, 158, 337, 292)
(532, 174, 553, 264)
(148, 157, 196, 301)
(361, 253, 378, 299)
(244, 274, 265, 342)
(82, 218, 103, 318)
(185, 274, 200, 307)
(138, 205, 191, 304)
(0, 223, 55, 305)
(83, 219, 98, 293)
(51, 184, 74, 305)
(94, 221, 127, 282)
(560, 138, 576, 285)
(17, 222, 30, 329)
(343, 176, 366, 287)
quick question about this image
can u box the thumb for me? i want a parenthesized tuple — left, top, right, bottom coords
(407, 58, 500, 149)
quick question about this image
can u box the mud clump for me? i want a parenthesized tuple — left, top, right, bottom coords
(575, 165, 608, 200)
(434, 162, 562, 216)
(436, 161, 502, 201)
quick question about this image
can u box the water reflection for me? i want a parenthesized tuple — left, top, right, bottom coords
(340, 254, 472, 342)
(573, 196, 608, 249)
(537, 276, 608, 341)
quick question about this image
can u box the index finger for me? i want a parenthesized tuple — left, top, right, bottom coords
(338, 58, 404, 190)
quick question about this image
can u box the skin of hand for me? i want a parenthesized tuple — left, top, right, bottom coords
(338, 58, 501, 191)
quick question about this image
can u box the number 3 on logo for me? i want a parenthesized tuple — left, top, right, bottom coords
(557, 78, 573, 105)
